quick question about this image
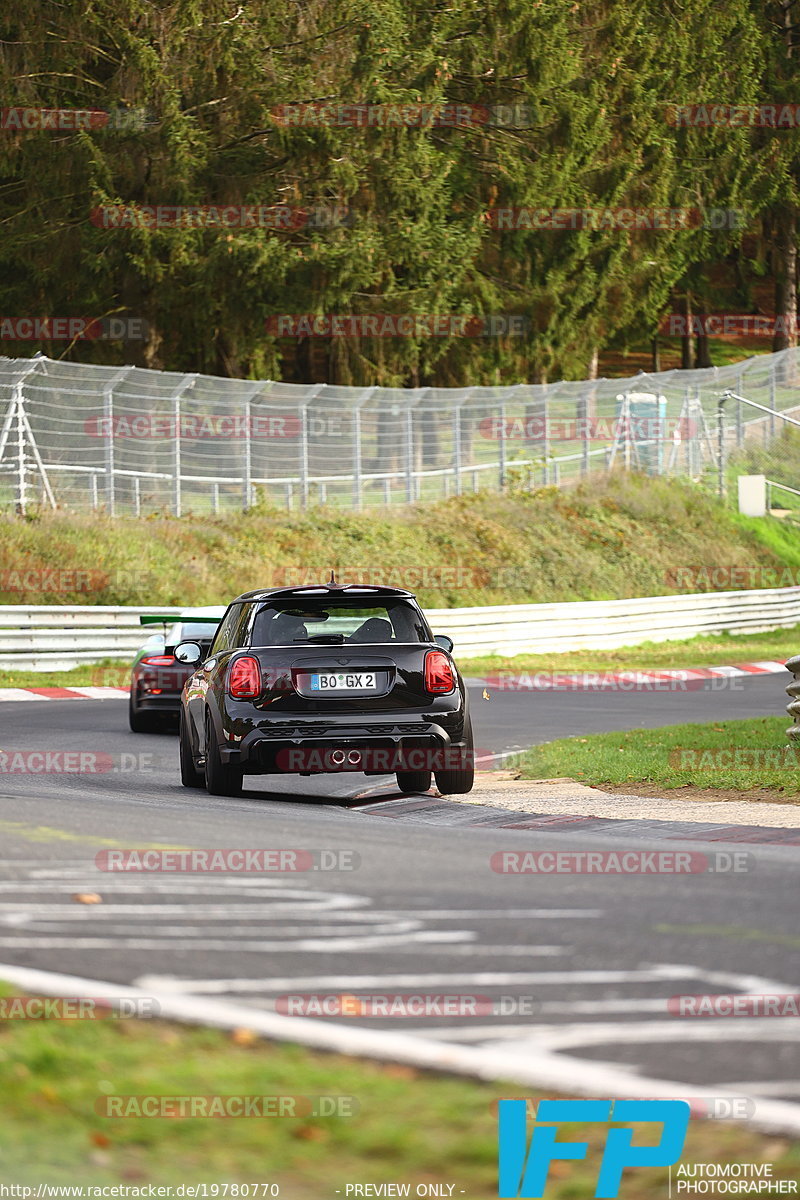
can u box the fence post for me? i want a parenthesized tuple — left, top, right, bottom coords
(101, 366, 132, 517)
(168, 374, 196, 519)
(770, 368, 777, 442)
(542, 385, 550, 483)
(498, 400, 506, 489)
(582, 391, 590, 476)
(453, 402, 463, 496)
(353, 388, 374, 512)
(405, 405, 414, 503)
(15, 384, 25, 515)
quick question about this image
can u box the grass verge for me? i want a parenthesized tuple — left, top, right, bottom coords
(513, 716, 800, 799)
(0, 986, 797, 1194)
(3, 473, 800, 608)
(462, 627, 797, 678)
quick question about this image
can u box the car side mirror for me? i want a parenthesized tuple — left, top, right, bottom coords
(174, 641, 203, 665)
(434, 634, 454, 654)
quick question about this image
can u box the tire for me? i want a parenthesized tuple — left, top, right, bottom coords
(179, 708, 205, 788)
(395, 769, 432, 794)
(128, 690, 156, 733)
(204, 710, 243, 797)
(434, 718, 475, 795)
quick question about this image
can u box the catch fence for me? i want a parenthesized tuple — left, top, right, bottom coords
(1, 350, 799, 514)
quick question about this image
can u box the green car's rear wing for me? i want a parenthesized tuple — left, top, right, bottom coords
(139, 614, 222, 627)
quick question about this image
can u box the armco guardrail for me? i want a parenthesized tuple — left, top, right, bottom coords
(2, 588, 800, 672)
(0, 605, 182, 671)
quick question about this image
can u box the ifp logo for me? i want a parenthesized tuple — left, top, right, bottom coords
(498, 1099, 690, 1197)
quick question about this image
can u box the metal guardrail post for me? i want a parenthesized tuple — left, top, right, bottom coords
(785, 655, 800, 744)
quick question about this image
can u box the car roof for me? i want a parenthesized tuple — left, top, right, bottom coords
(233, 584, 417, 602)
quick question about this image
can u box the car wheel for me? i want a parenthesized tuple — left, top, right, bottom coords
(395, 769, 432, 794)
(128, 690, 156, 733)
(179, 708, 205, 788)
(204, 710, 243, 797)
(434, 718, 475, 795)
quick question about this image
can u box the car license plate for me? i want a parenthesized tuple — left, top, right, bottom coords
(310, 672, 377, 691)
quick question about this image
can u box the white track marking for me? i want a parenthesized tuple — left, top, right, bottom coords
(1, 961, 799, 1137)
(134, 970, 615, 994)
(726, 1082, 800, 1097)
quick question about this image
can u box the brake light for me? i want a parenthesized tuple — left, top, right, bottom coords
(228, 655, 262, 699)
(424, 649, 455, 695)
(141, 655, 175, 667)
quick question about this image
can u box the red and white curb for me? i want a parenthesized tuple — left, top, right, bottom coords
(464, 660, 788, 689)
(0, 686, 129, 702)
(0, 660, 789, 701)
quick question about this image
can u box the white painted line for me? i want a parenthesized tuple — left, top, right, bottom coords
(0, 689, 51, 702)
(0, 931, 475, 951)
(1, 961, 798, 1137)
(69, 687, 129, 698)
(133, 966, 704, 995)
(134, 969, 611, 994)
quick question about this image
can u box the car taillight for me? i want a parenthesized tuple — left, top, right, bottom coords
(141, 655, 175, 667)
(228, 656, 262, 699)
(424, 649, 455, 695)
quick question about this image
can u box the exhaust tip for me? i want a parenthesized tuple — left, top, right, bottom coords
(330, 749, 346, 765)
(347, 750, 362, 766)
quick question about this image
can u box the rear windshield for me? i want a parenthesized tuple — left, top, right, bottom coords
(248, 599, 429, 646)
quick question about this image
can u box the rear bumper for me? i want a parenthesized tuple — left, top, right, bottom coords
(221, 714, 466, 774)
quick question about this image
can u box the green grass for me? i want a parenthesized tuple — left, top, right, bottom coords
(513, 716, 800, 797)
(0, 986, 797, 1194)
(463, 627, 797, 676)
(4, 472, 800, 609)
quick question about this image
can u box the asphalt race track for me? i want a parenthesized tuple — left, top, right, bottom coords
(0, 675, 798, 1132)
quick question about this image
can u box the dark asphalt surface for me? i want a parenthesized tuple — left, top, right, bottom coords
(0, 675, 797, 1122)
